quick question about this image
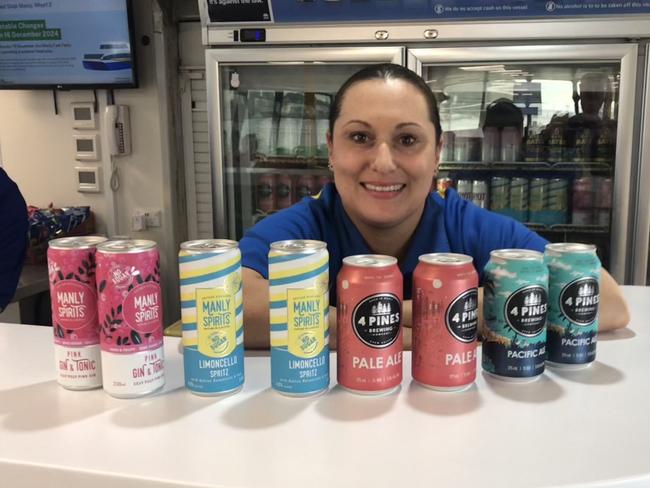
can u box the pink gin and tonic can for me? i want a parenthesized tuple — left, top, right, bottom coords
(96, 239, 165, 398)
(412, 253, 478, 391)
(48, 236, 108, 390)
(337, 255, 403, 395)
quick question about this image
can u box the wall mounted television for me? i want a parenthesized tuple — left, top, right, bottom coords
(0, 0, 137, 90)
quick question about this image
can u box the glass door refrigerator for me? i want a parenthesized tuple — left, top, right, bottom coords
(409, 44, 638, 282)
(205, 47, 404, 240)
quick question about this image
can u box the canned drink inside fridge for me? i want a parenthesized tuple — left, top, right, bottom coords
(96, 240, 165, 398)
(179, 239, 244, 396)
(471, 180, 488, 209)
(509, 177, 529, 222)
(276, 174, 293, 209)
(547, 125, 566, 163)
(457, 179, 473, 201)
(436, 176, 455, 197)
(529, 178, 549, 224)
(572, 177, 594, 225)
(490, 177, 510, 214)
(412, 253, 478, 391)
(595, 125, 616, 163)
(545, 243, 600, 370)
(547, 178, 569, 225)
(573, 127, 595, 162)
(500, 127, 521, 162)
(525, 130, 545, 162)
(337, 255, 403, 395)
(481, 127, 500, 163)
(482, 249, 548, 382)
(48, 236, 108, 390)
(269, 240, 329, 397)
(295, 174, 316, 201)
(256, 174, 275, 213)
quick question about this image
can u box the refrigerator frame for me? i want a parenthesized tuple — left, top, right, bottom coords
(407, 43, 638, 283)
(632, 42, 650, 285)
(205, 46, 405, 238)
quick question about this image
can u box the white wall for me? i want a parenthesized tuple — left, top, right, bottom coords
(0, 0, 181, 326)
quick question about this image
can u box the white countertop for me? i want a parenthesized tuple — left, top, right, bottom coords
(1, 286, 650, 488)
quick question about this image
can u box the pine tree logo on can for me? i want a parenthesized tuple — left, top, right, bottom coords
(560, 277, 599, 325)
(445, 289, 479, 343)
(505, 285, 548, 337)
(352, 293, 401, 348)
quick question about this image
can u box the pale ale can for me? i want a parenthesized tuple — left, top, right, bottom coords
(483, 249, 548, 382)
(337, 255, 403, 395)
(48, 236, 108, 390)
(545, 243, 600, 369)
(269, 240, 329, 396)
(412, 253, 478, 391)
(179, 239, 244, 395)
(96, 240, 165, 398)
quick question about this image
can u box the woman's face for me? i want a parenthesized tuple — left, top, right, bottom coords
(328, 78, 440, 231)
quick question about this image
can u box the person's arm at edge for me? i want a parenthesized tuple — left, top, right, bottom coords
(599, 268, 629, 331)
(242, 267, 271, 349)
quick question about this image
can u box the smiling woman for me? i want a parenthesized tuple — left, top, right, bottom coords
(237, 63, 629, 349)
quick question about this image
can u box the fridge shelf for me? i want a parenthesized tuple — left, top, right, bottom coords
(439, 161, 612, 173)
(227, 167, 331, 176)
(252, 155, 329, 169)
(526, 223, 609, 234)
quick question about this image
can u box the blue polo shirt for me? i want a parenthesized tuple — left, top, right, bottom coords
(240, 183, 547, 304)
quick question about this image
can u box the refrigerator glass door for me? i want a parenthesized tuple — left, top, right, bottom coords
(409, 44, 638, 282)
(206, 47, 403, 240)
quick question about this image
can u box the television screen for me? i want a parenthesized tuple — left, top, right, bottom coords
(0, 0, 137, 89)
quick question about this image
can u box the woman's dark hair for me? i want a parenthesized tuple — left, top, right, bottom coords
(328, 63, 443, 143)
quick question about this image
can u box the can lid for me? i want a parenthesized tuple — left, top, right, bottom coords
(490, 249, 543, 262)
(270, 239, 326, 254)
(180, 239, 238, 253)
(545, 242, 597, 255)
(96, 239, 157, 254)
(418, 253, 473, 266)
(48, 235, 108, 250)
(342, 254, 397, 267)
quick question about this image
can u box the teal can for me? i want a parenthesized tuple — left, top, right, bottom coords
(482, 249, 549, 382)
(544, 243, 600, 369)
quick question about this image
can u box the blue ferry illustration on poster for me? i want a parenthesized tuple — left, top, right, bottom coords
(83, 42, 132, 71)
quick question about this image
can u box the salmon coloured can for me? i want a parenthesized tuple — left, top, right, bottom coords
(96, 240, 165, 398)
(179, 239, 244, 395)
(545, 243, 600, 369)
(337, 255, 403, 395)
(269, 240, 329, 396)
(483, 249, 548, 382)
(412, 253, 478, 391)
(48, 236, 108, 390)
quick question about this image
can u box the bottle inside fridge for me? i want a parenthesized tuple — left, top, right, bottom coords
(428, 62, 619, 269)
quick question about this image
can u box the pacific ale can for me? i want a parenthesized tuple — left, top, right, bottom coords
(412, 253, 478, 391)
(509, 177, 529, 222)
(490, 176, 510, 215)
(269, 240, 329, 396)
(545, 243, 601, 369)
(179, 239, 244, 395)
(483, 249, 549, 382)
(48, 236, 108, 390)
(337, 255, 403, 395)
(96, 240, 165, 398)
(529, 177, 549, 225)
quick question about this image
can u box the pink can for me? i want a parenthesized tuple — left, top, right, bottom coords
(48, 236, 108, 390)
(96, 239, 165, 398)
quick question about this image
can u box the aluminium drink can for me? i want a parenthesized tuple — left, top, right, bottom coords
(509, 177, 529, 222)
(412, 253, 478, 391)
(256, 174, 275, 213)
(548, 178, 569, 225)
(545, 243, 601, 369)
(337, 255, 403, 395)
(529, 177, 549, 225)
(179, 239, 244, 395)
(471, 179, 488, 209)
(482, 249, 549, 382)
(276, 174, 293, 209)
(436, 176, 455, 197)
(490, 177, 510, 215)
(269, 240, 329, 396)
(47, 236, 108, 390)
(457, 179, 473, 201)
(96, 240, 165, 398)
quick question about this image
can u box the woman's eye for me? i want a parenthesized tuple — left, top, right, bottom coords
(399, 135, 417, 146)
(350, 132, 369, 144)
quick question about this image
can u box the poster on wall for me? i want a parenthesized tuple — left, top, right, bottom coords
(0, 0, 136, 88)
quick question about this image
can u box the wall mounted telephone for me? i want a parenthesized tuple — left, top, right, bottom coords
(104, 105, 132, 156)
